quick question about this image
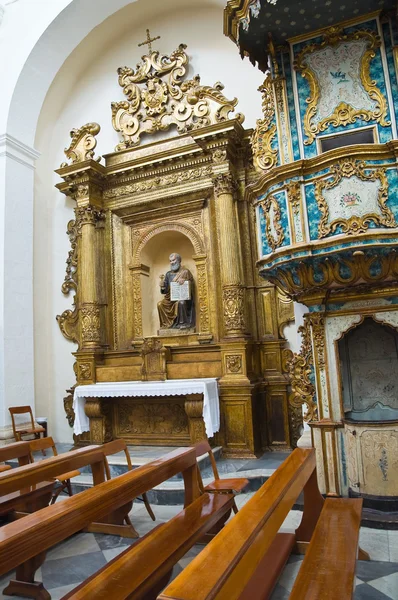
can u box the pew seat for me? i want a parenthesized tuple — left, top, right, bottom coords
(289, 498, 363, 599)
(159, 448, 365, 600)
(62, 492, 234, 600)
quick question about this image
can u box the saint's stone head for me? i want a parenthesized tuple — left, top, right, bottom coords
(169, 253, 181, 272)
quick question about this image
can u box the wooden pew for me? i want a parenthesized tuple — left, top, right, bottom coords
(0, 442, 54, 521)
(0, 448, 210, 600)
(62, 492, 234, 600)
(158, 448, 365, 600)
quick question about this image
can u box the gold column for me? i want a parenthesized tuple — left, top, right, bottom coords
(213, 173, 246, 337)
(76, 201, 104, 350)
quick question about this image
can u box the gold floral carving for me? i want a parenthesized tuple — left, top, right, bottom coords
(117, 401, 188, 436)
(268, 249, 398, 301)
(112, 44, 244, 150)
(284, 318, 317, 422)
(295, 27, 390, 145)
(131, 271, 143, 339)
(141, 338, 167, 381)
(260, 195, 285, 251)
(226, 354, 243, 374)
(222, 286, 245, 332)
(310, 313, 325, 369)
(276, 289, 295, 338)
(195, 260, 210, 334)
(81, 303, 101, 344)
(251, 75, 278, 172)
(62, 123, 101, 165)
(78, 363, 92, 381)
(315, 160, 395, 237)
(104, 165, 213, 200)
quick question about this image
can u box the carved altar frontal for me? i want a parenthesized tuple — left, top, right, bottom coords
(56, 36, 295, 457)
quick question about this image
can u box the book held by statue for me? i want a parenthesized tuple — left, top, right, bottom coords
(170, 281, 191, 301)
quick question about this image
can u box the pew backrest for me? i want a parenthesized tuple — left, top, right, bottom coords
(0, 445, 104, 496)
(0, 447, 200, 577)
(0, 441, 31, 467)
(158, 448, 320, 600)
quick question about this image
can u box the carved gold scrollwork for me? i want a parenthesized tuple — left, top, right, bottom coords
(295, 27, 390, 145)
(284, 318, 317, 422)
(56, 212, 81, 346)
(268, 249, 398, 301)
(112, 44, 244, 150)
(260, 195, 285, 251)
(315, 160, 396, 237)
(62, 123, 101, 165)
(251, 75, 278, 172)
(222, 285, 245, 333)
(131, 270, 143, 339)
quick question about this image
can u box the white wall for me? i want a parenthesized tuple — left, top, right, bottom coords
(33, 1, 265, 441)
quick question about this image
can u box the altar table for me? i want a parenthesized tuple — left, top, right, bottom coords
(73, 379, 220, 443)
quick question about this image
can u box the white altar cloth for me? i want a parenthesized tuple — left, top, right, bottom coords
(73, 378, 220, 438)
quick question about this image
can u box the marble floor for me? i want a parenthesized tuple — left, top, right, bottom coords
(1, 493, 397, 600)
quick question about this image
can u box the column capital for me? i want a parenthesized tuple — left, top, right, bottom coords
(75, 205, 105, 228)
(212, 172, 237, 197)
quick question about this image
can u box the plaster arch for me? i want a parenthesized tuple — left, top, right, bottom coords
(5, 0, 230, 145)
(134, 222, 205, 264)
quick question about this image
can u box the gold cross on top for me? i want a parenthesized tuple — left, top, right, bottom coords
(138, 29, 161, 54)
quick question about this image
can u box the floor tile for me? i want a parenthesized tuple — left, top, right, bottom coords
(102, 545, 131, 562)
(356, 560, 398, 582)
(41, 550, 107, 590)
(269, 582, 291, 599)
(355, 582, 393, 600)
(369, 572, 398, 600)
(388, 530, 398, 562)
(43, 583, 79, 600)
(46, 532, 100, 560)
(94, 532, 136, 551)
(360, 528, 390, 562)
(278, 560, 302, 592)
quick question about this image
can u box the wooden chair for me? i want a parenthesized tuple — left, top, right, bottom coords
(102, 439, 156, 522)
(9, 406, 46, 454)
(194, 440, 249, 514)
(29, 437, 80, 504)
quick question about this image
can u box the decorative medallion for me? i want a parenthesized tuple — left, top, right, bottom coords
(315, 160, 396, 237)
(260, 194, 285, 251)
(295, 27, 390, 145)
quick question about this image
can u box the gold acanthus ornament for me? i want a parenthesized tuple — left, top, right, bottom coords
(283, 318, 317, 422)
(222, 286, 246, 332)
(251, 74, 278, 172)
(62, 123, 101, 166)
(112, 44, 244, 150)
(315, 160, 396, 238)
(295, 27, 390, 145)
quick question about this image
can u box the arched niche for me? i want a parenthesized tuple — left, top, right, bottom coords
(139, 230, 198, 338)
(338, 317, 398, 422)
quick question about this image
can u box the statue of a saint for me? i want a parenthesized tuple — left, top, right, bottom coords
(157, 253, 195, 330)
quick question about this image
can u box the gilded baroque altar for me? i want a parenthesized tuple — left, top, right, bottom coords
(56, 40, 295, 457)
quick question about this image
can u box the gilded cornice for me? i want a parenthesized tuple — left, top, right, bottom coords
(246, 141, 398, 204)
(223, 0, 252, 43)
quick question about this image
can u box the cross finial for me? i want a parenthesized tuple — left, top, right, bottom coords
(138, 29, 161, 54)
